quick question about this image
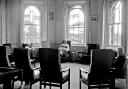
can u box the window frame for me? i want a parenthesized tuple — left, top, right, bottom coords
(64, 1, 87, 46)
(24, 5, 41, 44)
(21, 0, 47, 48)
(108, 0, 122, 47)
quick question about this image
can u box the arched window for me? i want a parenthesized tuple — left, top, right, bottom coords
(65, 4, 86, 46)
(24, 6, 40, 44)
(108, 1, 122, 46)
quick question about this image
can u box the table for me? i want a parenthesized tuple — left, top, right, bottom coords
(0, 67, 22, 89)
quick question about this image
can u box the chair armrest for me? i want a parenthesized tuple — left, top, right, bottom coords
(80, 68, 88, 73)
(79, 68, 88, 79)
(32, 67, 41, 70)
(62, 68, 70, 72)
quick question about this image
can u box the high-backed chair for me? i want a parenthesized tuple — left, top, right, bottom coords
(13, 48, 40, 89)
(81, 44, 99, 64)
(79, 49, 115, 89)
(0, 46, 23, 89)
(86, 44, 99, 55)
(3, 43, 14, 63)
(0, 46, 11, 67)
(39, 48, 70, 89)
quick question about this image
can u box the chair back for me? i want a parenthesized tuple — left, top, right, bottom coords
(39, 48, 62, 83)
(3, 43, 13, 55)
(13, 48, 32, 70)
(89, 49, 115, 85)
(13, 48, 40, 86)
(87, 44, 99, 55)
(3, 43, 14, 63)
(0, 46, 11, 67)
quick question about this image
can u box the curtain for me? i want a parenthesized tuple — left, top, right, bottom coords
(102, 0, 128, 55)
(102, 0, 109, 48)
(0, 0, 7, 45)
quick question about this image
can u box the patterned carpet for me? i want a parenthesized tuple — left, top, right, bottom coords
(0, 63, 127, 89)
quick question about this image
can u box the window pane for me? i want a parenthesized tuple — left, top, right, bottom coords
(67, 5, 85, 45)
(24, 6, 40, 44)
(108, 1, 122, 46)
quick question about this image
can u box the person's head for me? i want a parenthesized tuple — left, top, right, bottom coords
(117, 47, 124, 56)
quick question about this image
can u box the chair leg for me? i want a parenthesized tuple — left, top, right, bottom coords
(88, 85, 90, 89)
(79, 81, 81, 89)
(60, 85, 62, 89)
(79, 69, 81, 89)
(126, 78, 127, 85)
(30, 83, 32, 89)
(40, 81, 41, 89)
(50, 82, 51, 89)
(44, 81, 46, 88)
(11, 80, 15, 89)
(110, 78, 115, 89)
(68, 80, 70, 89)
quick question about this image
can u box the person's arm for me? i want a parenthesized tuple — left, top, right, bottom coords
(66, 44, 69, 51)
(58, 44, 62, 50)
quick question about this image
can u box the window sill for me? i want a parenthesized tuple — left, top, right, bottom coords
(71, 44, 86, 47)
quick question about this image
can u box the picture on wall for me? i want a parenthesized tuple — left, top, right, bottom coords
(49, 12, 54, 20)
(90, 16, 98, 22)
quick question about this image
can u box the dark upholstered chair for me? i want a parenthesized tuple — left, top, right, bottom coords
(13, 48, 40, 89)
(3, 43, 14, 63)
(39, 48, 70, 89)
(79, 49, 115, 89)
(0, 46, 23, 89)
(86, 44, 99, 55)
(0, 46, 11, 67)
(81, 44, 99, 64)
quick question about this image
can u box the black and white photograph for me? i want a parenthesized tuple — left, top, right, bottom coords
(0, 0, 127, 89)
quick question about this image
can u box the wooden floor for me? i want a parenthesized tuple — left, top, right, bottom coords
(0, 62, 127, 89)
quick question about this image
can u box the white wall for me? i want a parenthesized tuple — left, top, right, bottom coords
(0, 0, 2, 45)
(6, 0, 21, 47)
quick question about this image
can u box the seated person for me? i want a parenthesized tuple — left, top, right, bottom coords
(25, 43, 35, 59)
(25, 43, 34, 50)
(111, 47, 126, 75)
(58, 40, 69, 57)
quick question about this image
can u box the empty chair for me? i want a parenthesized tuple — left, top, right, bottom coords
(81, 44, 99, 64)
(86, 44, 99, 55)
(39, 48, 70, 89)
(0, 46, 23, 89)
(13, 48, 40, 89)
(79, 49, 115, 89)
